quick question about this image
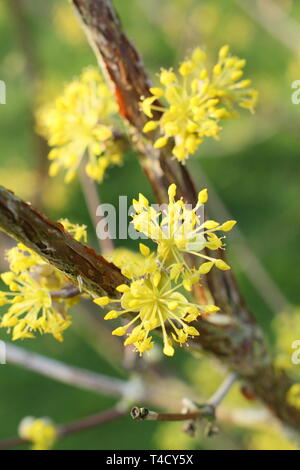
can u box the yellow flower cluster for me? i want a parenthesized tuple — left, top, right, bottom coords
(53, 3, 85, 45)
(106, 247, 158, 280)
(272, 308, 300, 372)
(0, 220, 86, 341)
(287, 384, 300, 409)
(95, 184, 235, 357)
(141, 45, 258, 162)
(247, 426, 298, 451)
(59, 218, 87, 242)
(0, 269, 72, 341)
(97, 247, 218, 357)
(37, 68, 123, 183)
(19, 417, 57, 450)
(132, 184, 236, 290)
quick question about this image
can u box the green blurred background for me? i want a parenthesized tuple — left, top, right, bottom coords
(0, 0, 300, 450)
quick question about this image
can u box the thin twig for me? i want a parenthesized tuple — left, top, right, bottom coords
(0, 404, 275, 449)
(50, 284, 81, 299)
(79, 158, 114, 254)
(0, 436, 25, 450)
(0, 405, 125, 450)
(131, 372, 237, 423)
(208, 373, 238, 408)
(59, 405, 125, 437)
(236, 0, 300, 54)
(218, 407, 273, 427)
(4, 342, 207, 416)
(5, 343, 129, 398)
(130, 405, 214, 422)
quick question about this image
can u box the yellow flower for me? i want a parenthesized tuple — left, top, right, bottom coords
(59, 218, 87, 242)
(19, 417, 57, 450)
(272, 308, 300, 372)
(105, 246, 157, 279)
(0, 271, 72, 341)
(132, 184, 235, 289)
(248, 425, 298, 451)
(6, 243, 43, 274)
(36, 67, 123, 182)
(53, 3, 85, 45)
(94, 246, 218, 357)
(0, 243, 79, 341)
(287, 384, 300, 409)
(141, 45, 257, 162)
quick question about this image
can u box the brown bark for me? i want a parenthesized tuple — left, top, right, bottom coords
(0, 186, 124, 297)
(70, 0, 300, 430)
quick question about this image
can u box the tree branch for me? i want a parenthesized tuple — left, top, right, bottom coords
(5, 343, 212, 415)
(236, 0, 300, 55)
(0, 405, 125, 450)
(0, 185, 125, 297)
(59, 405, 125, 437)
(131, 373, 237, 423)
(79, 155, 114, 254)
(208, 373, 237, 408)
(130, 406, 214, 422)
(50, 284, 81, 299)
(5, 343, 129, 397)
(0, 436, 25, 450)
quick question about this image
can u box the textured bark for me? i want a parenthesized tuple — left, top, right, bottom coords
(70, 0, 300, 430)
(0, 186, 124, 297)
